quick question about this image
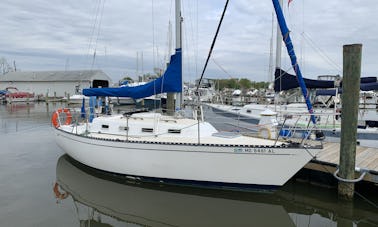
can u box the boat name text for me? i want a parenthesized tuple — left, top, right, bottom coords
(234, 148, 275, 153)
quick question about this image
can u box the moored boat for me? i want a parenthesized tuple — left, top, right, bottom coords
(52, 0, 323, 189)
(4, 87, 35, 103)
(62, 94, 89, 104)
(54, 107, 322, 188)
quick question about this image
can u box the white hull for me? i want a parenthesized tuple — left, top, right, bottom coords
(54, 128, 319, 187)
(6, 97, 35, 103)
(62, 94, 89, 104)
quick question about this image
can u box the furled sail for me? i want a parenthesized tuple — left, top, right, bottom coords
(83, 48, 182, 99)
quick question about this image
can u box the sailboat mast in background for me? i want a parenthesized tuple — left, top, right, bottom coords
(167, 0, 183, 114)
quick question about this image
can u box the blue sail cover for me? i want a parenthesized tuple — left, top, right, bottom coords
(83, 48, 182, 98)
(361, 77, 377, 84)
(275, 68, 378, 92)
(274, 69, 335, 92)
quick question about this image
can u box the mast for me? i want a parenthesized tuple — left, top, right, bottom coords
(167, 0, 182, 114)
(268, 13, 274, 83)
(175, 0, 183, 110)
(275, 0, 283, 72)
(272, 0, 316, 124)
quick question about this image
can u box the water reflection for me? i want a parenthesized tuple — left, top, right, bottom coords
(0, 102, 62, 133)
(5, 102, 35, 113)
(55, 155, 378, 227)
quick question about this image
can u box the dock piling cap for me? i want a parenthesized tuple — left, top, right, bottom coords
(260, 109, 277, 116)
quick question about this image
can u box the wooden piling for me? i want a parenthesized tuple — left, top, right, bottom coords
(338, 44, 362, 199)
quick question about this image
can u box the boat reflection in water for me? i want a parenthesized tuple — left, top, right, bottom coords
(55, 155, 378, 227)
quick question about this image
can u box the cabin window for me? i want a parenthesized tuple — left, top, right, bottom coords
(168, 129, 181, 134)
(246, 109, 251, 113)
(101, 125, 109, 129)
(142, 128, 154, 133)
(119, 126, 129, 131)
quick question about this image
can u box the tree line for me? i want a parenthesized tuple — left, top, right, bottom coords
(214, 78, 270, 90)
(120, 75, 270, 91)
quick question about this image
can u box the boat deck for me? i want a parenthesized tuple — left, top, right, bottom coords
(305, 142, 378, 184)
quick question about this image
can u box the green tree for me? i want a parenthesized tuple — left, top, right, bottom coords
(215, 78, 268, 90)
(251, 81, 269, 89)
(239, 78, 252, 89)
(121, 76, 133, 82)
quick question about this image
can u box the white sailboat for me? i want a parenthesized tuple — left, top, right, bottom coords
(52, 0, 322, 189)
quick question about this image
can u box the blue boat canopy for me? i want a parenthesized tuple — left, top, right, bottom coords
(360, 82, 378, 91)
(83, 48, 182, 99)
(315, 89, 341, 96)
(360, 77, 377, 84)
(275, 68, 378, 92)
(274, 69, 334, 92)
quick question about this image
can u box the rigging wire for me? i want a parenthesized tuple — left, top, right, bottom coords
(87, 0, 102, 60)
(151, 0, 156, 71)
(212, 59, 233, 79)
(301, 32, 342, 73)
(196, 0, 229, 92)
(91, 0, 106, 69)
(182, 0, 199, 85)
(287, 0, 341, 74)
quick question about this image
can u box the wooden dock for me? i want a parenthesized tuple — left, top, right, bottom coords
(305, 142, 378, 184)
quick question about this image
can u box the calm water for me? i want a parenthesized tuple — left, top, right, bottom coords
(0, 102, 377, 227)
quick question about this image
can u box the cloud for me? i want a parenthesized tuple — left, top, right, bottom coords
(1, 0, 378, 84)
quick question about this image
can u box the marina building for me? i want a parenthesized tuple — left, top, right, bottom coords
(0, 70, 111, 99)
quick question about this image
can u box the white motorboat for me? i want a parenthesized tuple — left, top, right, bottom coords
(62, 94, 89, 104)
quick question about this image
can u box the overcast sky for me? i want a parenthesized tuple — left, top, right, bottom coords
(1, 0, 377, 83)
